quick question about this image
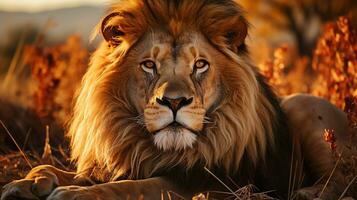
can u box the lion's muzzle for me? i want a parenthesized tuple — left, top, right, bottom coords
(144, 82, 206, 151)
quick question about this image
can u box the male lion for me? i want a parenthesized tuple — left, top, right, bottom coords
(1, 0, 349, 199)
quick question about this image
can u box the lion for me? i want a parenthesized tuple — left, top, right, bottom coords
(1, 0, 350, 199)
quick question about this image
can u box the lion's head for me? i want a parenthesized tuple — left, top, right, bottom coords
(69, 0, 280, 181)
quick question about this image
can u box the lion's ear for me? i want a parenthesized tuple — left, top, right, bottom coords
(206, 15, 248, 53)
(101, 12, 126, 45)
(225, 16, 247, 52)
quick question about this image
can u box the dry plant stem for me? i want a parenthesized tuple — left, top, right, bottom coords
(288, 141, 295, 200)
(0, 120, 32, 168)
(318, 153, 342, 198)
(22, 128, 32, 150)
(2, 32, 25, 90)
(204, 167, 241, 200)
(166, 191, 185, 200)
(337, 175, 357, 200)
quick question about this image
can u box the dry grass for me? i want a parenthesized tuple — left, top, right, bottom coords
(23, 35, 88, 123)
(0, 16, 356, 199)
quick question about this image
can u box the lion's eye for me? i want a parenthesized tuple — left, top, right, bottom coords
(140, 60, 156, 75)
(194, 59, 209, 74)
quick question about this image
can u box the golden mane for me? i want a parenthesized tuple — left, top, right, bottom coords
(68, 0, 279, 181)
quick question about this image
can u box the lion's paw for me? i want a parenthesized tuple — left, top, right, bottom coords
(47, 186, 100, 200)
(1, 175, 57, 200)
(1, 179, 39, 200)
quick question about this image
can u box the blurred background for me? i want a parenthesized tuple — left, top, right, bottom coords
(0, 0, 356, 197)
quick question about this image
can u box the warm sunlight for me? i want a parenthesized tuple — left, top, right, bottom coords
(0, 0, 109, 12)
(0, 0, 356, 199)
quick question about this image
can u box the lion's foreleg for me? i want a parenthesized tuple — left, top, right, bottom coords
(47, 177, 192, 200)
(26, 165, 78, 186)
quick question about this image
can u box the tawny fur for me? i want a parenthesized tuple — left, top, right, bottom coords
(1, 1, 350, 200)
(68, 0, 277, 181)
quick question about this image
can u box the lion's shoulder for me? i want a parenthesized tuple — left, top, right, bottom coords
(281, 94, 348, 135)
(281, 93, 349, 177)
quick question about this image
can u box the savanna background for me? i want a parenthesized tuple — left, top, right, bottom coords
(0, 0, 356, 199)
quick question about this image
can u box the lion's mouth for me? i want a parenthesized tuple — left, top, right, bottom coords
(153, 121, 198, 135)
(152, 121, 198, 151)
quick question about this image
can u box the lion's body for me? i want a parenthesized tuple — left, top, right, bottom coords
(1, 0, 350, 200)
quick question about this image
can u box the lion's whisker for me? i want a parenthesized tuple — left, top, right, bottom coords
(128, 114, 146, 126)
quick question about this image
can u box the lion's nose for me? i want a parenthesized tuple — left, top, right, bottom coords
(156, 96, 193, 114)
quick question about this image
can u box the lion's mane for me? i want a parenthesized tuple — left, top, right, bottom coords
(68, 0, 287, 182)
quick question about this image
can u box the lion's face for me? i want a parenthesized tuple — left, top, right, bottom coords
(127, 32, 222, 151)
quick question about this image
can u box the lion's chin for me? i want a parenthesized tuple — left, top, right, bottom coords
(153, 126, 197, 151)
